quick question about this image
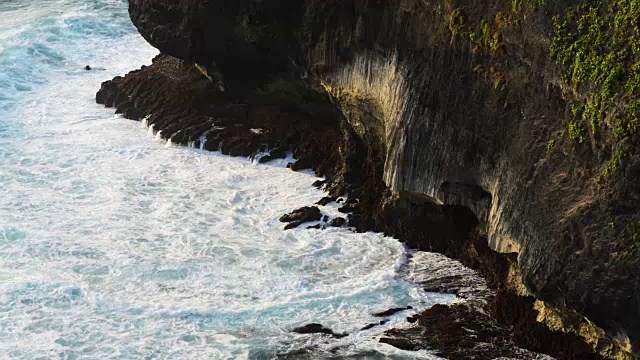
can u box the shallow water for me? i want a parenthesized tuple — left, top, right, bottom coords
(0, 1, 456, 359)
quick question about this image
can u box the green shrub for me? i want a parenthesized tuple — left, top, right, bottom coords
(568, 120, 587, 143)
(449, 9, 468, 36)
(547, 139, 555, 151)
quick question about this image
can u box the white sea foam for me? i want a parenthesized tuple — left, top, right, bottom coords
(0, 1, 460, 358)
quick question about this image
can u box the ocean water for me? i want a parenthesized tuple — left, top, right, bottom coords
(0, 1, 456, 359)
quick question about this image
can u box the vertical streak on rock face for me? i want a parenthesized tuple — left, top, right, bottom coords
(324, 51, 410, 191)
(318, 46, 514, 247)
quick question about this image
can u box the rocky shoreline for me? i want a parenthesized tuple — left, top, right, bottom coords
(96, 53, 629, 359)
(88, 0, 640, 357)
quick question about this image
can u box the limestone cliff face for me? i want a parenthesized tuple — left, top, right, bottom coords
(128, 0, 640, 351)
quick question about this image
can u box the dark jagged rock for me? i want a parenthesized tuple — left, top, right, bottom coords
(279, 206, 321, 223)
(114, 101, 132, 114)
(337, 200, 359, 214)
(372, 306, 413, 318)
(96, 77, 121, 107)
(382, 301, 606, 360)
(406, 315, 419, 324)
(257, 155, 272, 164)
(292, 324, 347, 339)
(283, 221, 307, 231)
(379, 337, 421, 352)
(328, 217, 346, 228)
(360, 320, 388, 331)
(269, 147, 287, 160)
(95, 53, 343, 173)
(288, 157, 314, 172)
(311, 180, 325, 189)
(279, 206, 322, 230)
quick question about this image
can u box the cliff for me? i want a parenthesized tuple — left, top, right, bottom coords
(100, 0, 640, 357)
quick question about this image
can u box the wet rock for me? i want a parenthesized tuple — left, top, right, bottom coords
(338, 204, 357, 214)
(124, 107, 143, 121)
(379, 337, 420, 351)
(322, 215, 329, 222)
(406, 314, 419, 323)
(113, 92, 128, 108)
(338, 198, 360, 213)
(382, 303, 517, 358)
(283, 221, 305, 230)
(280, 206, 321, 230)
(115, 101, 133, 115)
(95, 78, 120, 106)
(372, 306, 413, 317)
(361, 320, 388, 331)
(116, 101, 142, 121)
(221, 135, 257, 157)
(249, 150, 270, 163)
(328, 217, 346, 227)
(382, 299, 605, 360)
(312, 180, 326, 189)
(280, 206, 321, 222)
(292, 323, 347, 339)
(316, 196, 335, 206)
(345, 198, 358, 206)
(270, 147, 287, 159)
(289, 157, 314, 171)
(257, 154, 273, 164)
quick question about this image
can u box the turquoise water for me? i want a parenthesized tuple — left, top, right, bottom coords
(0, 1, 455, 359)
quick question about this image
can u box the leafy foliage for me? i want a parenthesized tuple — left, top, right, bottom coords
(550, 0, 640, 174)
(449, 9, 468, 37)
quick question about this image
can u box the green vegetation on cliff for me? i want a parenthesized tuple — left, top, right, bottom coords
(550, 0, 640, 177)
(450, 0, 640, 179)
(449, 9, 509, 55)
